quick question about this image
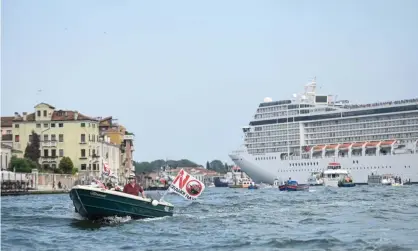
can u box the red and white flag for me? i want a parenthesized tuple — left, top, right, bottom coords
(169, 169, 205, 200)
(103, 161, 111, 176)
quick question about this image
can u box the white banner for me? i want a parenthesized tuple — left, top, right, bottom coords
(169, 169, 205, 200)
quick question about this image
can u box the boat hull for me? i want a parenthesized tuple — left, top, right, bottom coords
(70, 185, 174, 220)
(248, 185, 259, 190)
(214, 177, 229, 187)
(279, 184, 309, 191)
(338, 182, 356, 187)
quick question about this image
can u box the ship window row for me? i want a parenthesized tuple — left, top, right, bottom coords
(279, 166, 395, 173)
(248, 129, 300, 137)
(306, 133, 418, 145)
(306, 127, 418, 139)
(255, 156, 277, 160)
(253, 123, 299, 132)
(305, 126, 418, 138)
(256, 104, 314, 113)
(305, 114, 418, 128)
(279, 166, 414, 174)
(304, 118, 418, 132)
(248, 146, 298, 154)
(246, 134, 300, 143)
(247, 141, 300, 149)
(255, 108, 317, 119)
(255, 110, 300, 119)
(250, 105, 418, 126)
(306, 132, 418, 144)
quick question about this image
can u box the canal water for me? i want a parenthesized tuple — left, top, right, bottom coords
(1, 186, 418, 251)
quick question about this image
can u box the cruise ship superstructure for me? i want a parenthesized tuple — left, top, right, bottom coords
(229, 78, 418, 184)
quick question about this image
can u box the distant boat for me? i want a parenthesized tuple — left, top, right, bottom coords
(214, 177, 229, 187)
(276, 179, 309, 191)
(323, 162, 355, 187)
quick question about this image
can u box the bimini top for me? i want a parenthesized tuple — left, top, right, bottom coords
(287, 180, 298, 185)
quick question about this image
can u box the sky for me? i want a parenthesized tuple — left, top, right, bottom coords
(1, 0, 418, 165)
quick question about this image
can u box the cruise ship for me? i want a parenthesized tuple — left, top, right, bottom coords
(229, 78, 418, 185)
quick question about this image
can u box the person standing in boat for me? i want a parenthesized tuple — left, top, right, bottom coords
(123, 174, 146, 198)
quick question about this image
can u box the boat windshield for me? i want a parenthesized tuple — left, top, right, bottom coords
(287, 180, 298, 185)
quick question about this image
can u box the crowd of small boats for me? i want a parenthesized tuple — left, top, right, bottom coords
(213, 161, 407, 192)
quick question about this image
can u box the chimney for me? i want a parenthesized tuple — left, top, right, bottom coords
(14, 112, 20, 120)
(74, 111, 78, 120)
(22, 112, 27, 121)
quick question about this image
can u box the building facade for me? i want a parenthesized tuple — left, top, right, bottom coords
(1, 143, 12, 170)
(98, 116, 126, 145)
(98, 135, 121, 177)
(1, 116, 14, 148)
(8, 103, 125, 177)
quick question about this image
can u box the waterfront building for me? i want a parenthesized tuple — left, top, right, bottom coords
(7, 103, 128, 178)
(1, 116, 14, 148)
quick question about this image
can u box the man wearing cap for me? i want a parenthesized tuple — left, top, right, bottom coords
(123, 174, 146, 198)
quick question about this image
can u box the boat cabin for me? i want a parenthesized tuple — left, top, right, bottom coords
(323, 162, 349, 179)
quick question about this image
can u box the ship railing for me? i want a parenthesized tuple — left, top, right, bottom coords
(231, 149, 247, 154)
(341, 98, 418, 110)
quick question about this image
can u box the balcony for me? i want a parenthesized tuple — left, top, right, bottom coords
(41, 156, 58, 163)
(2, 134, 12, 141)
(42, 141, 57, 148)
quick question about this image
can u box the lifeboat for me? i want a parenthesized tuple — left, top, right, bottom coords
(380, 140, 396, 148)
(366, 141, 380, 148)
(352, 142, 366, 149)
(338, 143, 352, 150)
(325, 144, 338, 151)
(313, 145, 326, 152)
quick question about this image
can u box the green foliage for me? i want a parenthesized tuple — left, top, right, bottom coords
(72, 168, 79, 175)
(58, 157, 74, 174)
(207, 160, 229, 174)
(134, 159, 200, 174)
(134, 159, 231, 174)
(8, 156, 37, 173)
(24, 131, 41, 164)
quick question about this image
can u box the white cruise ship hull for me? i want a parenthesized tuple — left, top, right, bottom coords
(229, 152, 417, 185)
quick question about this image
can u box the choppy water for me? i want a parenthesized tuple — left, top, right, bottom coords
(2, 186, 418, 251)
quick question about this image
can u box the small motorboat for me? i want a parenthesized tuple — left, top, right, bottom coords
(70, 185, 174, 220)
(248, 182, 259, 190)
(338, 176, 356, 187)
(278, 180, 309, 191)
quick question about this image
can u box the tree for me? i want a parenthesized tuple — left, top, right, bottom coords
(224, 162, 229, 171)
(209, 160, 227, 173)
(206, 161, 210, 170)
(59, 157, 74, 174)
(24, 131, 40, 164)
(8, 156, 37, 173)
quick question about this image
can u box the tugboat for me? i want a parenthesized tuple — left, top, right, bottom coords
(323, 162, 355, 187)
(276, 178, 309, 191)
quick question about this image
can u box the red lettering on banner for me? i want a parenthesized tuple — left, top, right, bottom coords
(172, 169, 190, 189)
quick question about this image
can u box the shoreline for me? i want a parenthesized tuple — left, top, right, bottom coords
(1, 189, 69, 196)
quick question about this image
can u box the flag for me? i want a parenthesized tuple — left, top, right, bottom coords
(92, 178, 106, 189)
(103, 161, 112, 176)
(169, 169, 205, 200)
